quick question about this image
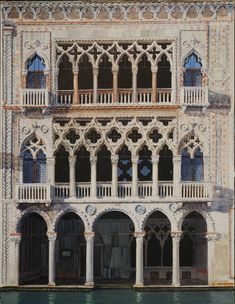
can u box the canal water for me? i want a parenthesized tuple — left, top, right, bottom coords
(0, 290, 234, 304)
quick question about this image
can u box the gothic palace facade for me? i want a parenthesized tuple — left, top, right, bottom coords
(0, 1, 234, 288)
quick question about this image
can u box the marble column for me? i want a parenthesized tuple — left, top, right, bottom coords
(85, 232, 95, 286)
(19, 157, 23, 183)
(151, 66, 158, 103)
(47, 157, 55, 185)
(132, 155, 138, 197)
(173, 156, 181, 199)
(69, 156, 76, 198)
(90, 155, 97, 198)
(73, 67, 79, 105)
(112, 65, 119, 103)
(205, 232, 219, 285)
(132, 65, 138, 103)
(152, 155, 159, 197)
(204, 156, 210, 181)
(54, 68, 59, 105)
(134, 231, 145, 286)
(111, 155, 118, 197)
(8, 233, 21, 286)
(171, 232, 181, 287)
(47, 232, 57, 286)
(93, 67, 98, 104)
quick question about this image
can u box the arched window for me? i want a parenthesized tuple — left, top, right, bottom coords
(23, 150, 46, 183)
(26, 54, 46, 89)
(98, 55, 113, 89)
(184, 53, 202, 87)
(137, 54, 152, 88)
(181, 148, 204, 181)
(78, 55, 93, 90)
(118, 55, 132, 89)
(55, 146, 69, 183)
(138, 145, 152, 181)
(58, 55, 73, 90)
(157, 54, 171, 88)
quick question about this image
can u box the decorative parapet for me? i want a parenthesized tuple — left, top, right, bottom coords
(1, 2, 234, 22)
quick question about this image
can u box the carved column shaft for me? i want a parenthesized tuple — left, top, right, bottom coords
(152, 155, 159, 197)
(135, 232, 145, 286)
(111, 155, 118, 197)
(151, 67, 157, 103)
(171, 232, 181, 287)
(173, 156, 181, 198)
(93, 67, 98, 104)
(132, 66, 137, 103)
(47, 233, 57, 286)
(112, 66, 119, 103)
(69, 157, 76, 197)
(90, 156, 97, 198)
(73, 67, 79, 105)
(85, 232, 95, 286)
(8, 233, 21, 286)
(47, 157, 55, 185)
(132, 156, 138, 197)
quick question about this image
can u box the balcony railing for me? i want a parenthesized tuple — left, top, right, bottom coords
(56, 88, 173, 106)
(15, 183, 51, 202)
(15, 181, 212, 203)
(180, 86, 208, 106)
(21, 89, 49, 107)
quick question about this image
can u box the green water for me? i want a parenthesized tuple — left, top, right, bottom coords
(0, 290, 234, 304)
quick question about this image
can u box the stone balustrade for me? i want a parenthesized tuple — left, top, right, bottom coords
(21, 89, 49, 107)
(15, 181, 213, 202)
(180, 86, 208, 106)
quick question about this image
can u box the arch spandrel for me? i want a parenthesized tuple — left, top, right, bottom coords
(16, 207, 52, 233)
(52, 208, 90, 232)
(141, 208, 178, 232)
(91, 207, 139, 232)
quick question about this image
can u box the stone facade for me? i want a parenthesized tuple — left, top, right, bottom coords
(0, 1, 234, 288)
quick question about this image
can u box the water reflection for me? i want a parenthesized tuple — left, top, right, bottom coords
(0, 290, 233, 304)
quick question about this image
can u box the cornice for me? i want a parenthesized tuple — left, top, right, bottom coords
(1, 1, 234, 22)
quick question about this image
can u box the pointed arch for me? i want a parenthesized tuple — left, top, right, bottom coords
(26, 53, 46, 89)
(183, 51, 202, 87)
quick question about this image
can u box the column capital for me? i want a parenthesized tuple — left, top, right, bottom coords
(112, 64, 119, 73)
(171, 231, 182, 240)
(132, 155, 139, 164)
(152, 155, 159, 164)
(111, 155, 119, 164)
(84, 231, 95, 240)
(9, 233, 22, 243)
(46, 157, 55, 165)
(47, 232, 57, 242)
(73, 66, 79, 75)
(134, 231, 145, 238)
(173, 155, 181, 163)
(205, 232, 221, 242)
(90, 155, 97, 164)
(93, 66, 99, 75)
(151, 66, 158, 73)
(132, 65, 138, 74)
(69, 156, 76, 164)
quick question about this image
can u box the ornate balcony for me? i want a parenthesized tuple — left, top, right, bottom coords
(180, 87, 208, 107)
(13, 181, 213, 203)
(21, 89, 49, 107)
(15, 183, 51, 203)
(56, 88, 173, 106)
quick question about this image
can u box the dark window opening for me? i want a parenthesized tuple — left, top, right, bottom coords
(137, 54, 152, 88)
(138, 145, 152, 181)
(75, 146, 90, 182)
(118, 55, 132, 88)
(56, 212, 85, 283)
(78, 55, 93, 90)
(58, 55, 73, 90)
(97, 145, 112, 182)
(98, 55, 113, 89)
(55, 146, 69, 183)
(26, 54, 46, 89)
(157, 54, 171, 88)
(118, 145, 132, 182)
(20, 213, 48, 285)
(23, 150, 46, 183)
(184, 53, 202, 87)
(181, 148, 204, 181)
(158, 145, 173, 181)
